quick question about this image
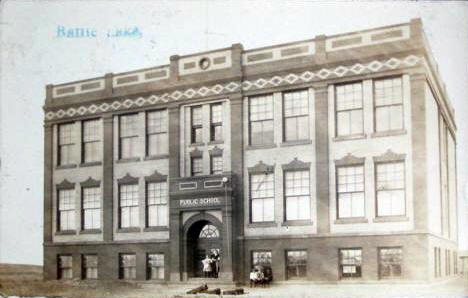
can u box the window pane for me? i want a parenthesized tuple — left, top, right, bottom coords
(250, 95, 273, 121)
(148, 133, 168, 156)
(148, 254, 164, 280)
(191, 106, 203, 126)
(337, 166, 365, 218)
(191, 157, 203, 176)
(211, 104, 223, 123)
(120, 137, 137, 159)
(59, 189, 75, 230)
(211, 155, 223, 174)
(336, 83, 362, 111)
(340, 249, 362, 278)
(252, 199, 263, 222)
(83, 120, 100, 142)
(284, 117, 297, 142)
(147, 110, 167, 134)
(252, 251, 272, 267)
(337, 111, 350, 136)
(390, 105, 403, 130)
(119, 184, 139, 228)
(286, 196, 298, 220)
(263, 198, 274, 221)
(262, 120, 274, 144)
(379, 248, 402, 278)
(120, 114, 139, 137)
(350, 110, 363, 135)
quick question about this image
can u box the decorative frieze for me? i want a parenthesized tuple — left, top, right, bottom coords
(45, 55, 422, 121)
(80, 176, 101, 187)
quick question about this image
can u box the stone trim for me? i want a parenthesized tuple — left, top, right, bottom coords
(116, 227, 141, 233)
(116, 157, 141, 164)
(55, 230, 76, 235)
(334, 217, 369, 224)
(370, 129, 407, 138)
(208, 146, 223, 156)
(373, 150, 406, 163)
(189, 148, 203, 157)
(79, 161, 102, 167)
(56, 179, 75, 190)
(79, 229, 102, 234)
(55, 164, 77, 170)
(281, 220, 314, 227)
(117, 173, 139, 184)
(80, 176, 101, 188)
(335, 153, 365, 166)
(144, 226, 169, 232)
(372, 216, 409, 223)
(248, 161, 275, 174)
(282, 158, 311, 171)
(144, 170, 167, 182)
(144, 154, 169, 161)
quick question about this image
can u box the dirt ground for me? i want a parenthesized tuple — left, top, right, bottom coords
(1, 264, 467, 297)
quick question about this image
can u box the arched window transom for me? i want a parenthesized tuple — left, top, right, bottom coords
(199, 224, 219, 238)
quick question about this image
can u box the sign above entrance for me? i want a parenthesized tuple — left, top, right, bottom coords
(179, 197, 221, 208)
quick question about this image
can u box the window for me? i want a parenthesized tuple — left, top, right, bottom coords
(191, 106, 203, 143)
(249, 95, 274, 146)
(191, 157, 203, 176)
(199, 224, 219, 238)
(119, 254, 136, 280)
(58, 255, 72, 279)
(339, 248, 362, 278)
(58, 123, 74, 165)
(284, 170, 310, 221)
(119, 114, 139, 159)
(336, 165, 365, 218)
(379, 247, 402, 279)
(58, 189, 75, 231)
(210, 103, 223, 141)
(374, 77, 403, 132)
(119, 184, 139, 228)
(147, 254, 164, 280)
(210, 155, 223, 175)
(146, 110, 167, 156)
(286, 250, 307, 279)
(252, 251, 272, 268)
(82, 187, 101, 230)
(283, 90, 309, 142)
(82, 119, 101, 163)
(147, 182, 168, 227)
(82, 255, 98, 279)
(376, 162, 405, 216)
(250, 173, 274, 222)
(335, 83, 363, 137)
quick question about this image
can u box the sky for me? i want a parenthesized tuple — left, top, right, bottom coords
(0, 0, 467, 265)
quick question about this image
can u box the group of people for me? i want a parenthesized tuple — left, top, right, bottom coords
(249, 267, 272, 287)
(201, 251, 220, 278)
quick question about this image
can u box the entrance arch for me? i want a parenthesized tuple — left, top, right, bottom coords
(183, 213, 223, 278)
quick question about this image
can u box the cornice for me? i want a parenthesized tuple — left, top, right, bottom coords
(45, 55, 422, 121)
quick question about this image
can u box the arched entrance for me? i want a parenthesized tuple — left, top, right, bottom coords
(186, 219, 222, 278)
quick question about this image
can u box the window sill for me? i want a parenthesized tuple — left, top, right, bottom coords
(144, 154, 169, 161)
(55, 230, 76, 235)
(373, 216, 409, 223)
(333, 134, 367, 142)
(371, 130, 407, 138)
(248, 222, 277, 228)
(208, 140, 224, 145)
(144, 226, 169, 232)
(117, 227, 141, 233)
(334, 217, 368, 224)
(79, 229, 102, 234)
(116, 157, 141, 164)
(80, 161, 102, 168)
(246, 144, 277, 150)
(189, 142, 205, 147)
(56, 164, 77, 170)
(281, 220, 314, 226)
(280, 140, 313, 147)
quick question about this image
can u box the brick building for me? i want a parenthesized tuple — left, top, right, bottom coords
(43, 19, 458, 283)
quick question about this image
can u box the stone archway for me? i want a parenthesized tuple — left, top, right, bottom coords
(183, 213, 223, 278)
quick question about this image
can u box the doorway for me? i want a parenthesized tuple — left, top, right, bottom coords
(186, 220, 222, 278)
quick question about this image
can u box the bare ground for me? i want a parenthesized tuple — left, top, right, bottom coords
(0, 264, 467, 297)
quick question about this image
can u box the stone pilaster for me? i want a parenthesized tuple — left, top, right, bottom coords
(168, 104, 181, 281)
(44, 123, 54, 243)
(314, 83, 330, 234)
(102, 114, 114, 241)
(229, 94, 244, 282)
(410, 73, 428, 231)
